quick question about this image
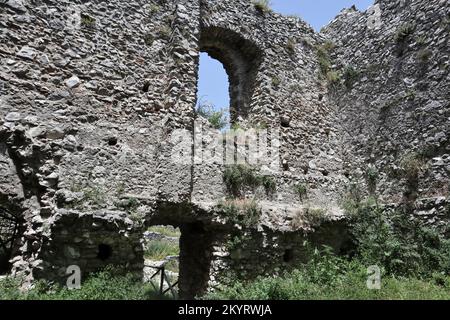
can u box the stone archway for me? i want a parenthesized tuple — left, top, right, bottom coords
(199, 26, 263, 122)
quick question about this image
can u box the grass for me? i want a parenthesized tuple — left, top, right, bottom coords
(217, 198, 261, 227)
(0, 267, 168, 300)
(145, 240, 179, 261)
(148, 225, 181, 238)
(204, 264, 450, 300)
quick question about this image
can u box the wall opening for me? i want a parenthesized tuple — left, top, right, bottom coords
(196, 52, 231, 131)
(0, 205, 23, 274)
(142, 221, 214, 299)
(283, 248, 294, 263)
(199, 26, 262, 124)
(97, 244, 112, 261)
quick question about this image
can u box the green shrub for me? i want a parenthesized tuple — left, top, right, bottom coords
(394, 23, 416, 56)
(144, 33, 154, 46)
(145, 240, 179, 261)
(204, 246, 450, 300)
(394, 23, 416, 44)
(253, 0, 271, 13)
(0, 267, 165, 300)
(316, 44, 332, 75)
(196, 102, 229, 130)
(417, 48, 432, 64)
(223, 165, 275, 198)
(365, 166, 379, 195)
(294, 184, 308, 202)
(217, 199, 261, 227)
(271, 76, 281, 87)
(81, 14, 96, 28)
(348, 201, 450, 277)
(343, 65, 359, 89)
(286, 38, 296, 55)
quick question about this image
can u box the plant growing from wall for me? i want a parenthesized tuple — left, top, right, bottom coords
(81, 14, 96, 28)
(196, 102, 229, 130)
(294, 184, 308, 202)
(365, 166, 379, 196)
(253, 0, 272, 13)
(286, 38, 296, 55)
(223, 164, 276, 198)
(343, 65, 359, 90)
(144, 33, 154, 46)
(394, 23, 416, 57)
(417, 48, 432, 65)
(400, 153, 425, 199)
(217, 199, 261, 227)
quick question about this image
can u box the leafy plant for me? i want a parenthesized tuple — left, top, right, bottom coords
(286, 38, 296, 55)
(145, 241, 179, 261)
(343, 65, 359, 89)
(365, 166, 379, 195)
(218, 199, 261, 227)
(144, 33, 154, 46)
(0, 267, 166, 300)
(196, 102, 229, 130)
(294, 184, 308, 202)
(223, 164, 261, 198)
(81, 14, 96, 28)
(253, 0, 271, 13)
(394, 23, 416, 56)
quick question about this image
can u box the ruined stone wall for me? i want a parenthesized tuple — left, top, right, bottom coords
(321, 0, 449, 227)
(0, 0, 448, 298)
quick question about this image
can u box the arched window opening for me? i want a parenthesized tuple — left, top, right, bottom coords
(198, 26, 262, 125)
(196, 52, 231, 131)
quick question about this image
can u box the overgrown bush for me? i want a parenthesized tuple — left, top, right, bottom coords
(145, 240, 179, 261)
(0, 267, 164, 300)
(223, 165, 276, 198)
(343, 65, 359, 89)
(348, 201, 450, 278)
(196, 102, 229, 130)
(204, 245, 450, 300)
(253, 0, 271, 13)
(394, 23, 416, 56)
(217, 199, 261, 227)
(293, 184, 308, 202)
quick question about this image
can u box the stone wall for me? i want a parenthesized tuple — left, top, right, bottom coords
(0, 0, 448, 298)
(321, 0, 449, 225)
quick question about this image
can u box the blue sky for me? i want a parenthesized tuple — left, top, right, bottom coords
(197, 0, 374, 111)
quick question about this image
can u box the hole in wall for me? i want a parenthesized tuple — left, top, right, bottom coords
(283, 248, 294, 263)
(142, 81, 150, 93)
(97, 244, 112, 261)
(107, 137, 118, 146)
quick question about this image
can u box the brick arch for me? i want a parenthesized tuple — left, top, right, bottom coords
(199, 26, 263, 122)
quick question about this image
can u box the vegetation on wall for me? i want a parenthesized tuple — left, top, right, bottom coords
(253, 0, 272, 13)
(223, 164, 276, 198)
(196, 102, 229, 130)
(217, 199, 261, 227)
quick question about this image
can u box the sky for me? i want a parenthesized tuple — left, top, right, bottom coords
(197, 0, 375, 111)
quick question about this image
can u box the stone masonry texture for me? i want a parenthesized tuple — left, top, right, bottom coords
(0, 0, 448, 298)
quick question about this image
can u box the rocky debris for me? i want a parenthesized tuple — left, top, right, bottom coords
(16, 46, 36, 60)
(65, 76, 81, 89)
